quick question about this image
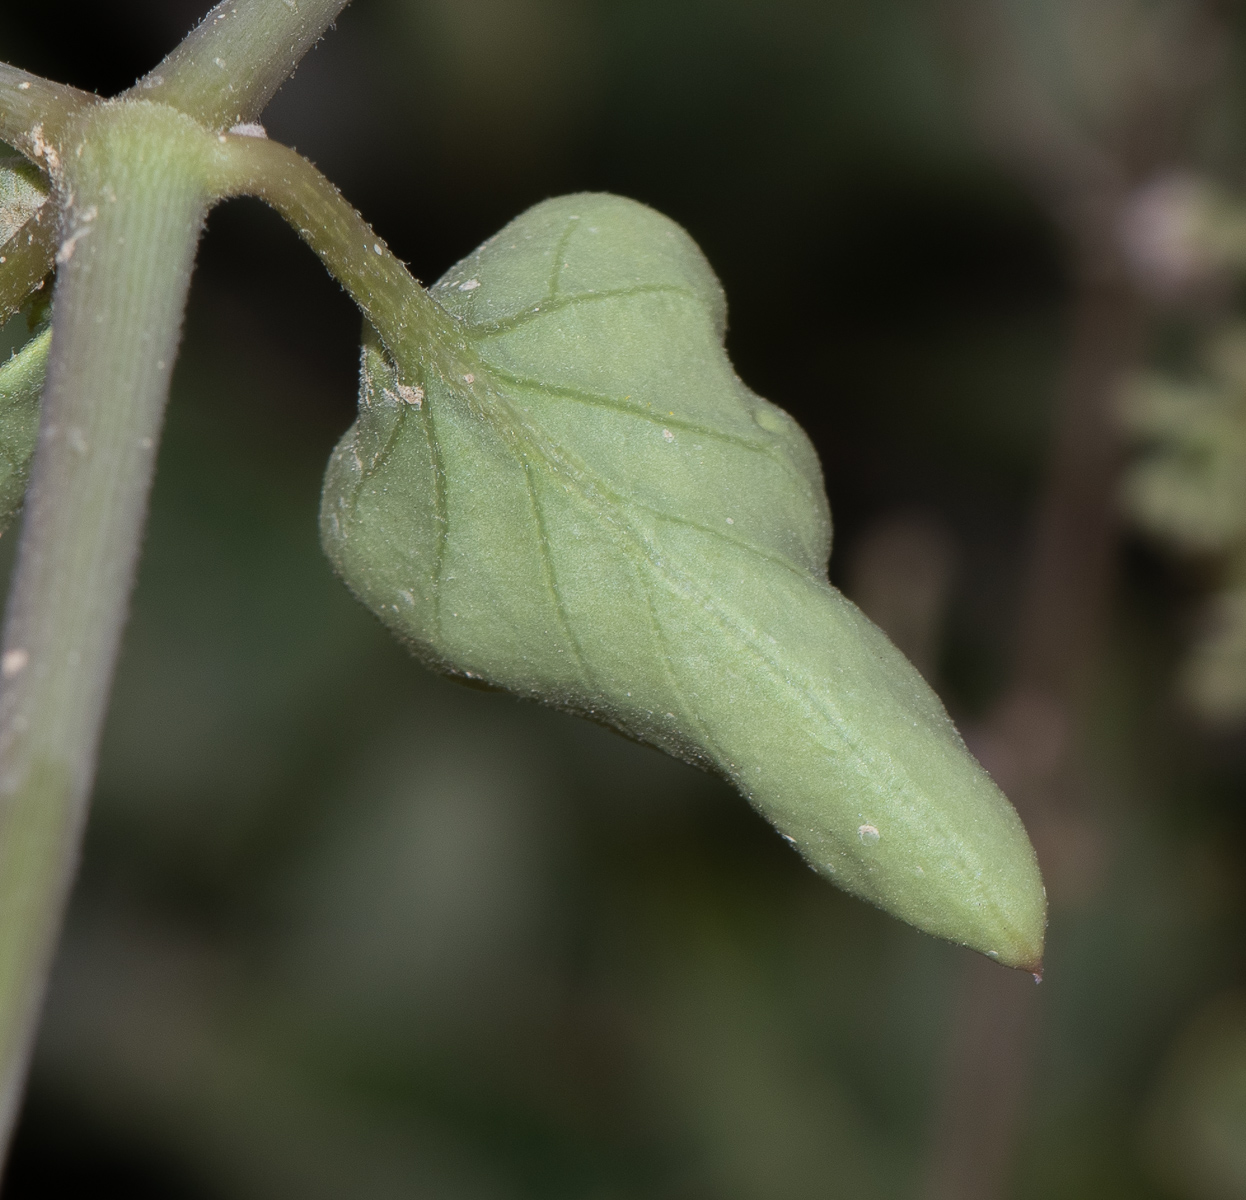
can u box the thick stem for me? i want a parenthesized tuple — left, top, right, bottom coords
(919, 267, 1147, 1200)
(0, 100, 214, 1155)
(0, 66, 94, 160)
(132, 0, 354, 130)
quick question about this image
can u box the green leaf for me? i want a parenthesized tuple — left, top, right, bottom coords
(0, 150, 52, 328)
(321, 194, 1046, 970)
(0, 324, 48, 535)
(0, 149, 45, 249)
(1179, 581, 1246, 725)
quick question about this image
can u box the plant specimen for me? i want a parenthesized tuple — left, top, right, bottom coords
(0, 0, 1045, 1163)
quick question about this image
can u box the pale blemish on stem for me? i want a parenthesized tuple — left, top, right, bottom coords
(0, 652, 26, 680)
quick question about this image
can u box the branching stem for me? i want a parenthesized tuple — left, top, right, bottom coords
(0, 66, 94, 160)
(0, 101, 215, 1153)
(133, 0, 353, 130)
(211, 134, 467, 370)
(0, 0, 361, 1165)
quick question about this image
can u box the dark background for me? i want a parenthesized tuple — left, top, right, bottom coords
(0, 2, 1242, 1197)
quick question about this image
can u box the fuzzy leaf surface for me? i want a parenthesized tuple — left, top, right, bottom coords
(0, 325, 47, 533)
(321, 194, 1046, 969)
(0, 151, 45, 249)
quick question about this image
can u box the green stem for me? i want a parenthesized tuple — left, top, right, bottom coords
(132, 0, 355, 130)
(0, 65, 94, 160)
(0, 5, 367, 1159)
(0, 100, 215, 1156)
(211, 134, 467, 369)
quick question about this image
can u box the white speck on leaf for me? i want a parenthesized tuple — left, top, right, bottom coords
(726, 517, 734, 525)
(228, 122, 267, 139)
(396, 383, 424, 407)
(213, 57, 226, 68)
(17, 82, 29, 92)
(459, 278, 481, 291)
(373, 243, 383, 255)
(858, 824, 880, 845)
(464, 374, 475, 384)
(662, 429, 674, 442)
(2, 649, 27, 678)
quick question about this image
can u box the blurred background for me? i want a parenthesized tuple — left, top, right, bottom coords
(2, 0, 1246, 1196)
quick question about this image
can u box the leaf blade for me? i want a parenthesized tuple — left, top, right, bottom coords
(323, 193, 1046, 969)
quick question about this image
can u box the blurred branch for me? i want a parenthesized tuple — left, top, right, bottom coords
(922, 274, 1144, 1200)
(943, 0, 1118, 218)
(945, 0, 1226, 263)
(1014, 277, 1146, 695)
(921, 2, 1231, 1197)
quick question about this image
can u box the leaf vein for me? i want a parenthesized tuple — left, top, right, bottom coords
(423, 394, 449, 642)
(522, 460, 595, 692)
(485, 365, 789, 458)
(637, 563, 728, 773)
(482, 384, 874, 779)
(487, 366, 822, 511)
(470, 284, 703, 337)
(547, 217, 581, 300)
(634, 503, 814, 581)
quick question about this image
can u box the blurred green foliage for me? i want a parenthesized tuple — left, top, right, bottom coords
(0, 1, 1242, 1198)
(1123, 324, 1246, 724)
